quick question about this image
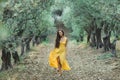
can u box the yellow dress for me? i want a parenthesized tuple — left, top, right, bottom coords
(49, 38, 71, 70)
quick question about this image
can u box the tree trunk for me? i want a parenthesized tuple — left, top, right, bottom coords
(84, 28, 91, 43)
(21, 42, 25, 56)
(26, 38, 31, 52)
(96, 28, 103, 49)
(6, 51, 12, 68)
(12, 51, 20, 64)
(90, 32, 96, 47)
(86, 33, 90, 43)
(26, 42, 30, 52)
(80, 35, 84, 41)
(110, 39, 117, 57)
(103, 33, 111, 51)
(34, 36, 40, 45)
(1, 48, 12, 71)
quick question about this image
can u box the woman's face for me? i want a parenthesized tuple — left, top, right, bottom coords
(59, 30, 63, 37)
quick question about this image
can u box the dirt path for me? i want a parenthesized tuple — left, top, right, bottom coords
(0, 41, 120, 80)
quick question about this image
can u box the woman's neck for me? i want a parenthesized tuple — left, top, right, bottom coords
(61, 36, 64, 38)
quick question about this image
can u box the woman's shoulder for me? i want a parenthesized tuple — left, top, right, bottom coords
(64, 36, 68, 41)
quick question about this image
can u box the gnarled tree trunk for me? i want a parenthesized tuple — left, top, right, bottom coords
(96, 28, 103, 49)
(12, 51, 20, 64)
(1, 48, 12, 71)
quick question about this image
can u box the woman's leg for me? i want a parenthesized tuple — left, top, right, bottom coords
(57, 56, 62, 76)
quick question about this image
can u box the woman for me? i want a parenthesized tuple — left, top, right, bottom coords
(49, 30, 71, 76)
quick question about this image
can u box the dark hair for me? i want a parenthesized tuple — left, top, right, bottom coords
(55, 30, 64, 48)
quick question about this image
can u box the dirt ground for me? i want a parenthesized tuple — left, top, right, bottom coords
(0, 41, 120, 80)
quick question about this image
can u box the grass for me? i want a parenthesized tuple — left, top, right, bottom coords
(41, 41, 49, 46)
(0, 40, 120, 80)
(97, 52, 114, 60)
(0, 71, 8, 77)
(0, 42, 38, 79)
(0, 38, 120, 80)
(0, 64, 26, 79)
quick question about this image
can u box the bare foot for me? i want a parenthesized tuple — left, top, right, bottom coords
(56, 68, 59, 72)
(58, 70, 62, 76)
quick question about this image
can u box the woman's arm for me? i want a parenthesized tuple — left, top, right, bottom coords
(65, 37, 68, 47)
(65, 37, 68, 58)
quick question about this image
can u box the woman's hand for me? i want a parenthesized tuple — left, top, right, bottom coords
(65, 37, 68, 47)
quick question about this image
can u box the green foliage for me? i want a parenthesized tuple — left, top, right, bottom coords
(0, 23, 10, 41)
(0, 0, 55, 50)
(0, 0, 120, 49)
(52, 0, 120, 39)
(0, 22, 13, 48)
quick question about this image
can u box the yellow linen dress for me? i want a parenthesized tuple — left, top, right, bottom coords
(49, 38, 71, 70)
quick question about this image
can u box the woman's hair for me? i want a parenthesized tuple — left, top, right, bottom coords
(55, 30, 64, 48)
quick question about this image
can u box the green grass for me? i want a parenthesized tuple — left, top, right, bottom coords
(41, 39, 49, 46)
(0, 71, 7, 77)
(0, 63, 26, 79)
(97, 52, 114, 60)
